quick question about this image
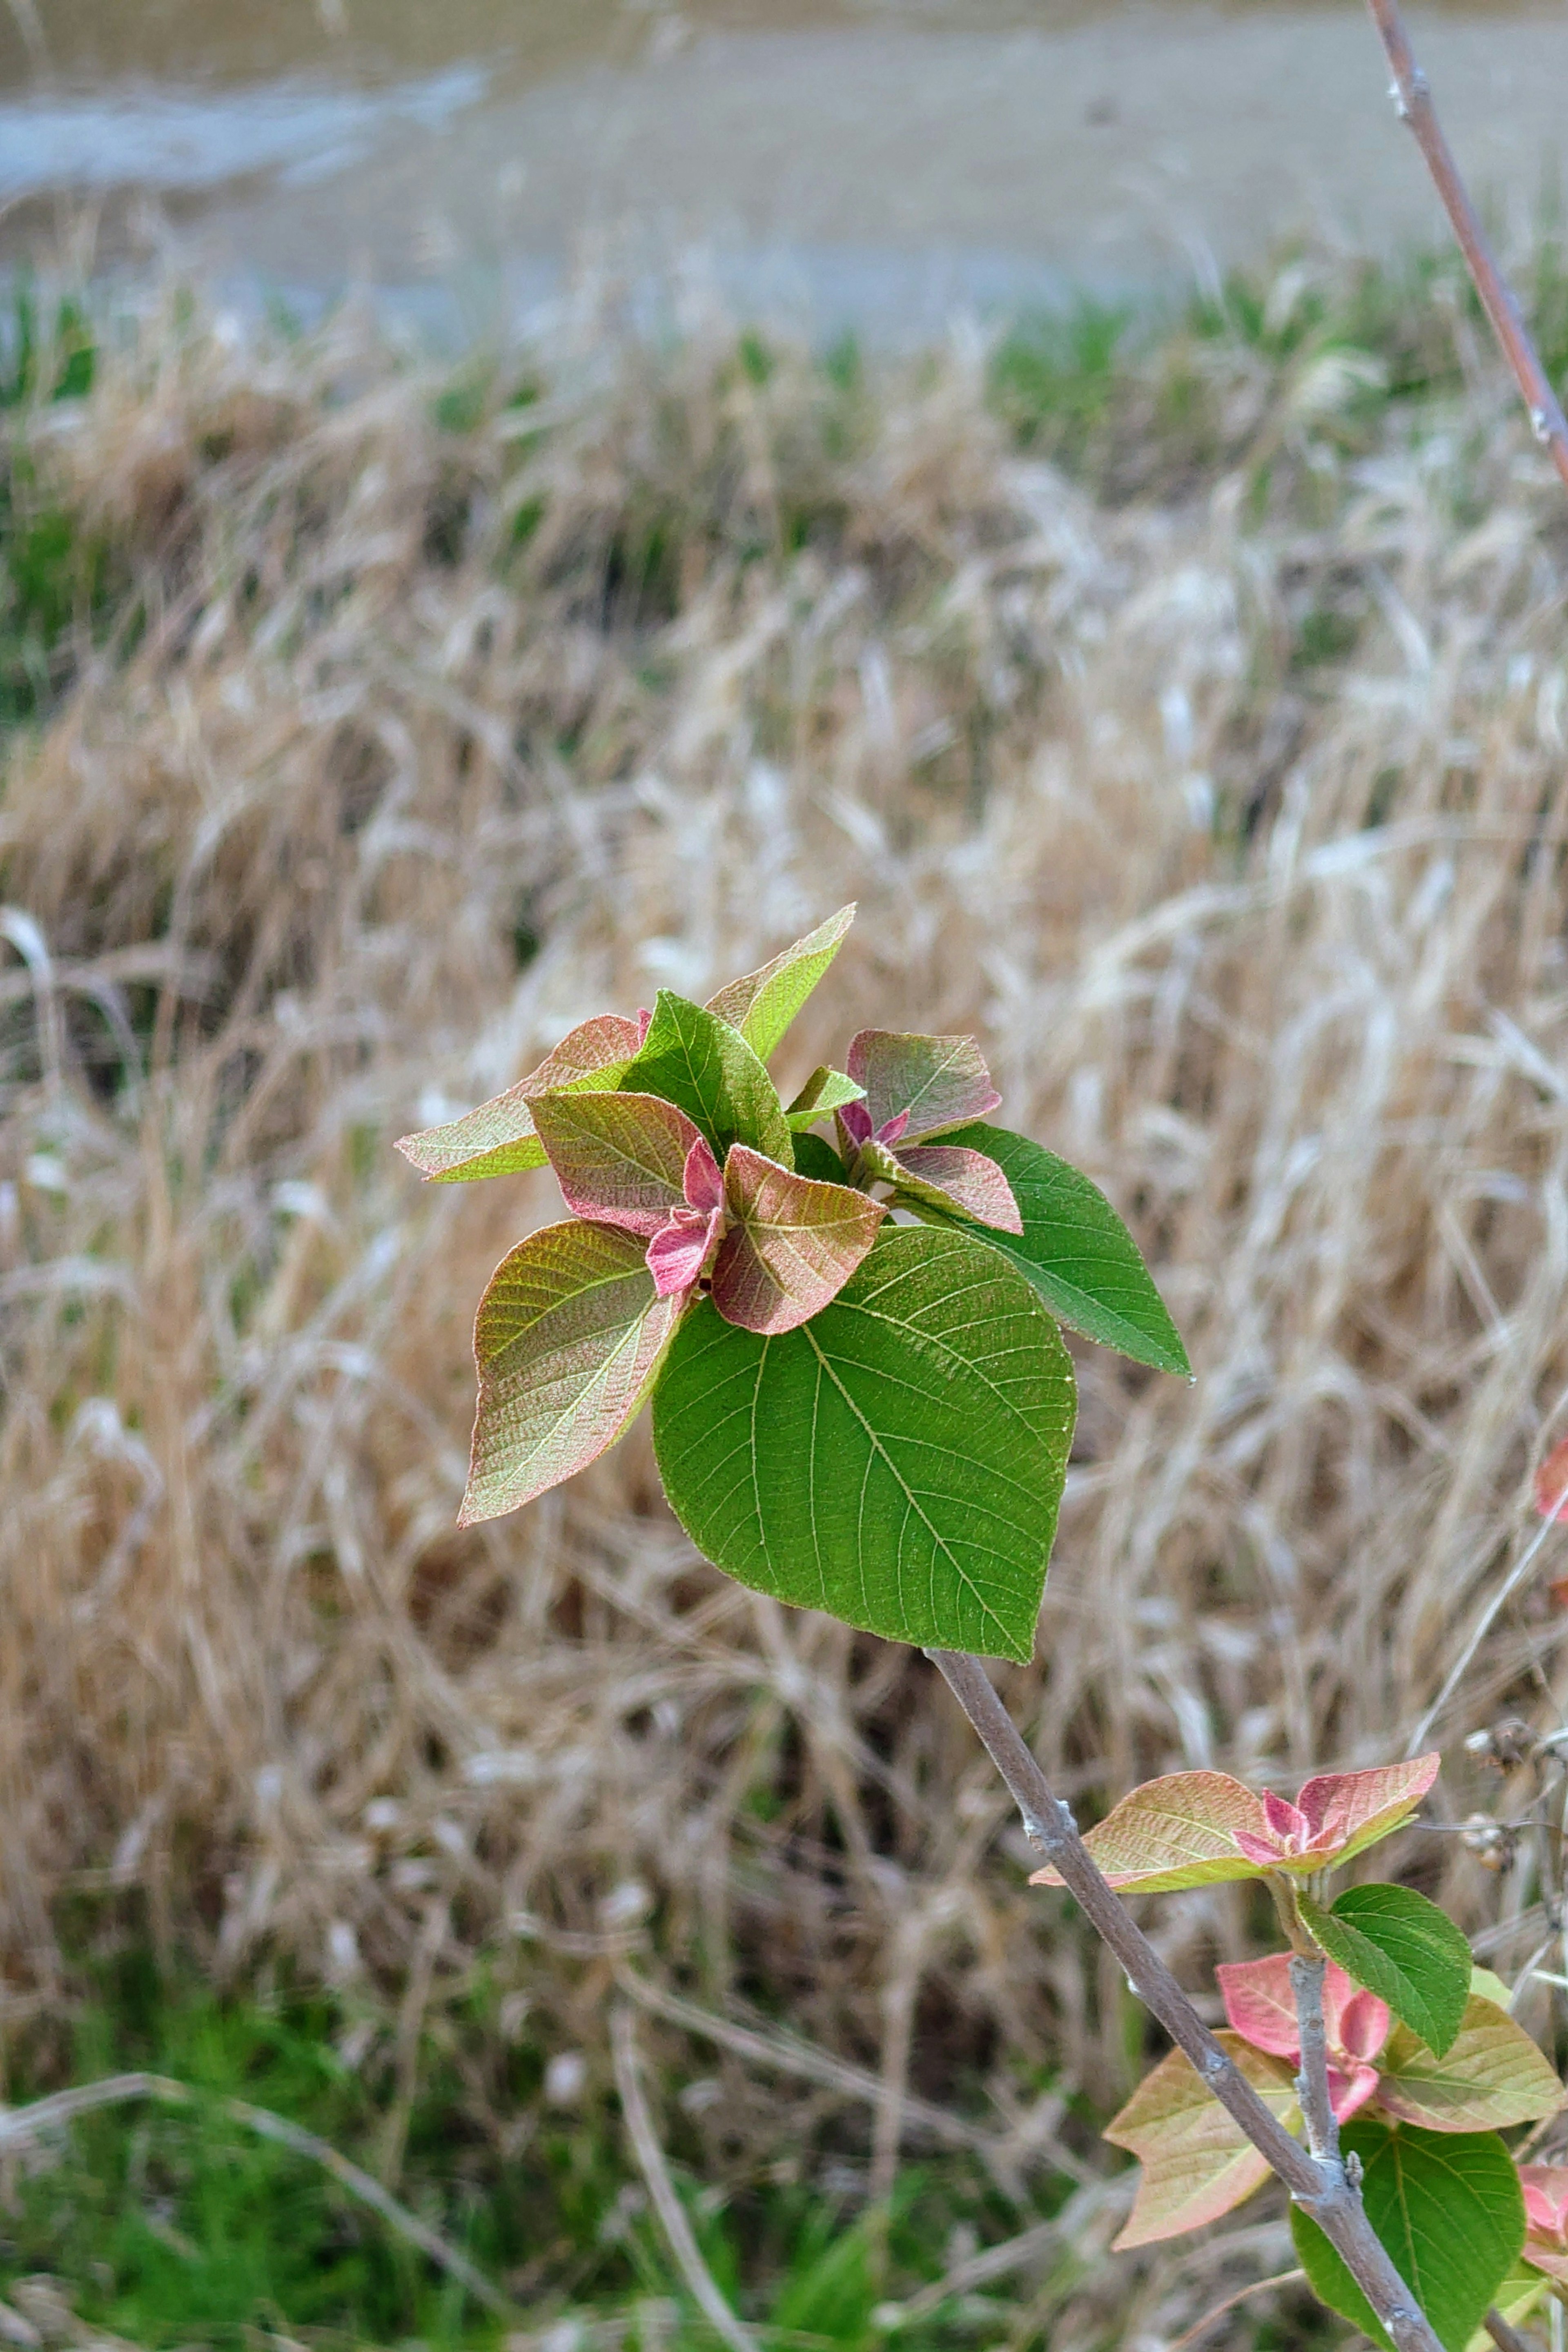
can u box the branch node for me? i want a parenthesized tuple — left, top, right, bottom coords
(1346, 2148, 1364, 2190)
(1532, 407, 1552, 443)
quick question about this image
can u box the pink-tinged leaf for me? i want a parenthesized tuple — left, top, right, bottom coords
(845, 1030, 1002, 1142)
(1030, 1771, 1271, 1894)
(460, 1220, 685, 1524)
(396, 1013, 645, 1182)
(1535, 1433, 1568, 1520)
(1374, 1996, 1566, 2132)
(889, 1145, 1023, 1234)
(1293, 1753, 1440, 1865)
(704, 904, 856, 1065)
(1521, 2167, 1568, 2280)
(1103, 2031, 1299, 2248)
(682, 1135, 725, 1214)
(1216, 1955, 1301, 2059)
(1331, 1982, 1392, 2066)
(530, 1091, 704, 1238)
(646, 1205, 724, 1298)
(1329, 2063, 1383, 2121)
(710, 1145, 886, 1335)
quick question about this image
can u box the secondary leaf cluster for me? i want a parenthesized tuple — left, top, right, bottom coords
(399, 905, 1189, 1660)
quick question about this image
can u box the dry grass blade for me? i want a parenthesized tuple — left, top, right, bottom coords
(1166, 2267, 1306, 2352)
(609, 2005, 757, 2352)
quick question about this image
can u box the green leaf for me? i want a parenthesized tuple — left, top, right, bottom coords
(711, 1146, 886, 1334)
(460, 1219, 684, 1525)
(1291, 2119, 1524, 2352)
(792, 1131, 850, 1183)
(914, 1123, 1189, 1375)
(786, 1065, 865, 1130)
(622, 991, 793, 1167)
(1375, 1996, 1565, 2132)
(651, 1225, 1076, 1660)
(1296, 1885, 1471, 2060)
(530, 1089, 700, 1235)
(705, 904, 855, 1064)
(1102, 2031, 1299, 2248)
(396, 1012, 643, 1181)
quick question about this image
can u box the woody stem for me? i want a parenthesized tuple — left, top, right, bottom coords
(928, 1650, 1443, 2352)
(1290, 1951, 1342, 2165)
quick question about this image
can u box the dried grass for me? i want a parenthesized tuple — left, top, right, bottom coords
(5, 262, 1568, 2341)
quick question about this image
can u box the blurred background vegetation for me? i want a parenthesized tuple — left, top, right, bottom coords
(7, 8, 1568, 2344)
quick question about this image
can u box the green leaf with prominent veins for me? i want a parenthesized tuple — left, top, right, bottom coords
(396, 1012, 644, 1182)
(530, 1089, 699, 1236)
(1297, 1885, 1471, 2060)
(711, 1146, 885, 1334)
(1102, 2032, 1299, 2248)
(914, 1123, 1189, 1375)
(622, 991, 793, 1167)
(1291, 2120, 1524, 2351)
(1375, 1996, 1565, 2132)
(651, 1225, 1076, 1660)
(461, 1220, 684, 1525)
(705, 904, 856, 1064)
(1030, 1771, 1272, 1894)
(786, 1065, 865, 1130)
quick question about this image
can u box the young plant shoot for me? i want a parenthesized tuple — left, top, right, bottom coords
(401, 908, 1566, 2352)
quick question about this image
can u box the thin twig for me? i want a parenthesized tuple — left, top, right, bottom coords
(1290, 1954, 1341, 2167)
(1167, 2267, 1307, 2352)
(1361, 0, 1568, 494)
(609, 2002, 759, 2352)
(928, 1650, 1443, 2352)
(0, 2070, 514, 2318)
(1484, 2307, 1543, 2352)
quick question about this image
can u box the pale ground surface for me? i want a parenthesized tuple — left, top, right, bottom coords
(3, 0, 1568, 334)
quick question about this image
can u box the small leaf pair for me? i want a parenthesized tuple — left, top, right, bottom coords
(837, 1030, 1021, 1232)
(531, 1089, 883, 1334)
(1029, 1755, 1441, 1894)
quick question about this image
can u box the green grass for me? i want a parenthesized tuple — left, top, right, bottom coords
(0, 1950, 1070, 2351)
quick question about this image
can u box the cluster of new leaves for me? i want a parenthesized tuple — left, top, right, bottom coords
(1045, 1753, 1567, 2350)
(399, 906, 1188, 1661)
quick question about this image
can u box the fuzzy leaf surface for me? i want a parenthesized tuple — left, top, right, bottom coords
(1375, 1996, 1564, 2131)
(1297, 1885, 1471, 2060)
(530, 1090, 702, 1236)
(396, 1013, 643, 1181)
(890, 1144, 1023, 1233)
(1102, 2032, 1298, 2248)
(710, 1146, 886, 1334)
(911, 1123, 1189, 1374)
(704, 904, 855, 1064)
(786, 1066, 865, 1130)
(1030, 1771, 1271, 1893)
(845, 1029, 1000, 1139)
(652, 1225, 1076, 1660)
(1290, 2120, 1524, 2351)
(623, 991, 793, 1166)
(461, 1220, 683, 1525)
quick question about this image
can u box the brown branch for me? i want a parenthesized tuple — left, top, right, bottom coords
(1361, 0, 1568, 495)
(928, 1650, 1444, 2352)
